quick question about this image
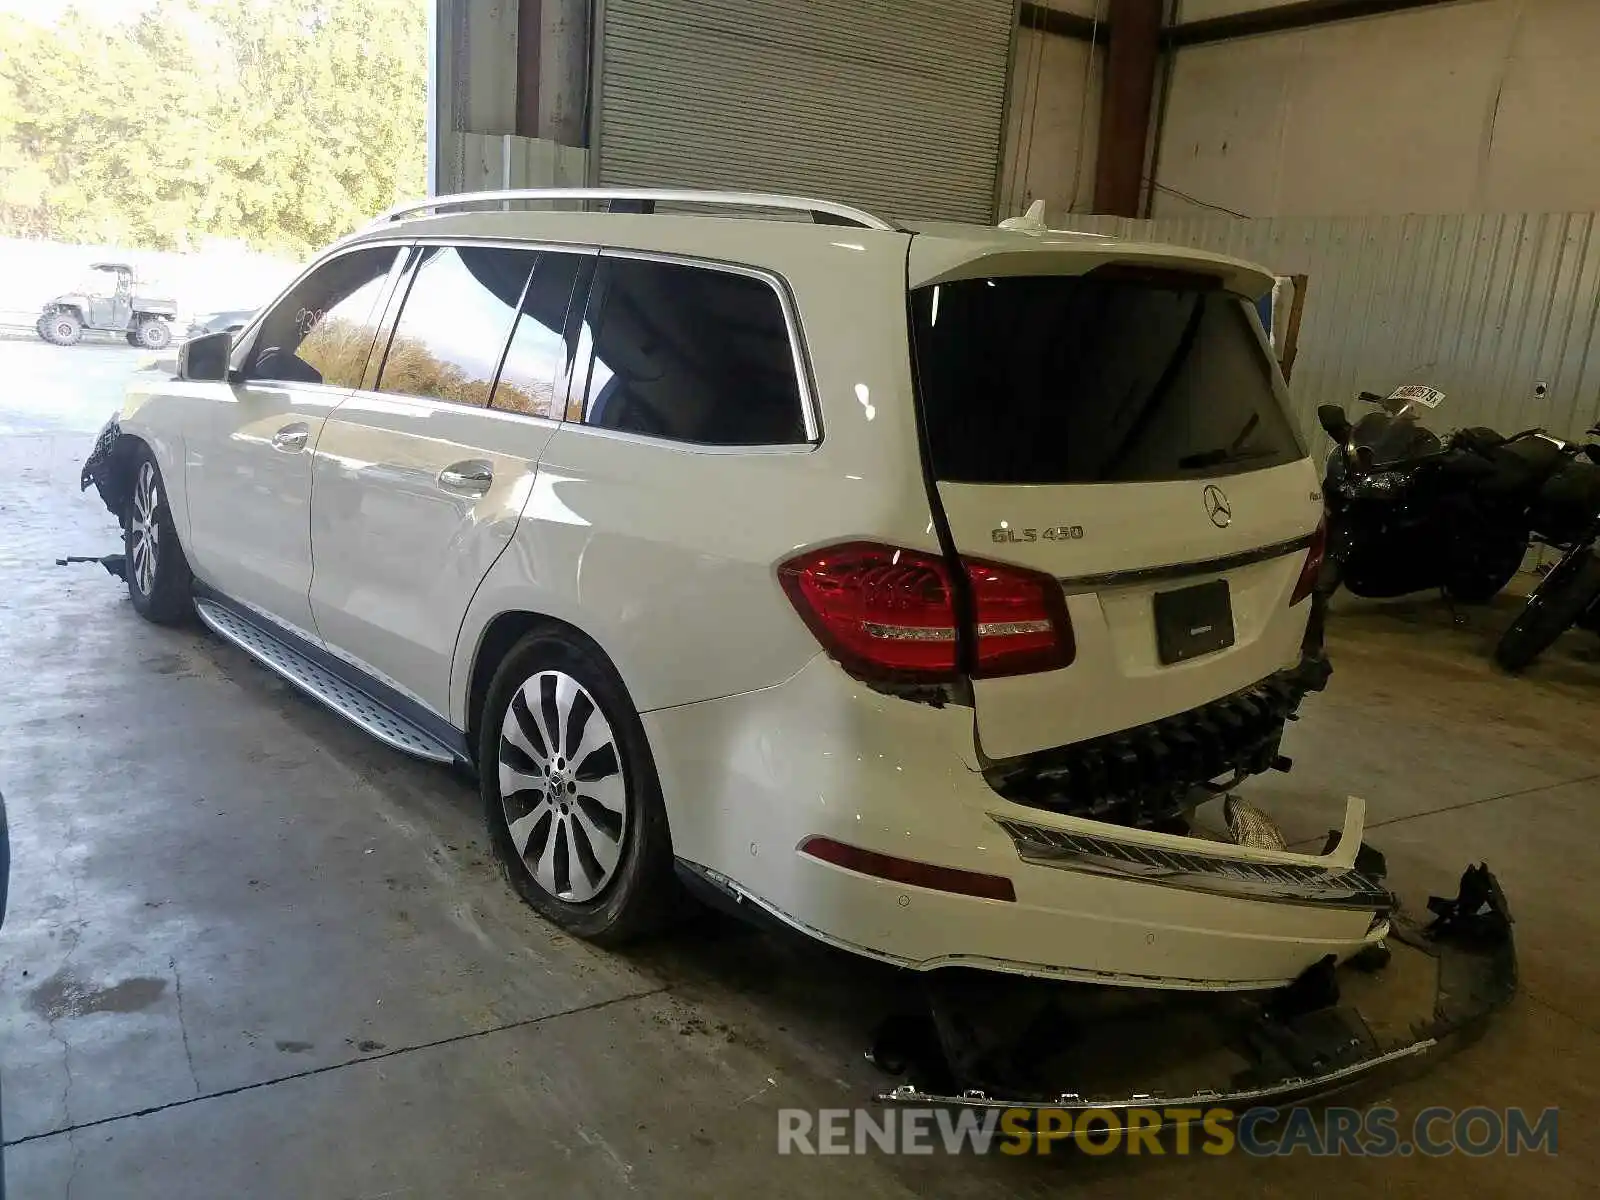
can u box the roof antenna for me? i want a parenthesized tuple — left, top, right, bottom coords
(999, 199, 1047, 235)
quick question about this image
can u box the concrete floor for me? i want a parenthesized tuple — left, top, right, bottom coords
(0, 336, 1595, 1197)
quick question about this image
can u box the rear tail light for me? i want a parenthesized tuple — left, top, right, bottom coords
(777, 541, 1075, 683)
(1291, 519, 1327, 605)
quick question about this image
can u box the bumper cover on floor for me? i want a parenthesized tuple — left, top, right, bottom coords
(871, 864, 1514, 1120)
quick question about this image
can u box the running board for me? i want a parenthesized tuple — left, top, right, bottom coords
(195, 599, 459, 764)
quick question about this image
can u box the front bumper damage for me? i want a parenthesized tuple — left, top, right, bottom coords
(81, 415, 123, 515)
(868, 864, 1514, 1123)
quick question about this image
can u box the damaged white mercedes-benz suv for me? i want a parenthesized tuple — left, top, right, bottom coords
(85, 190, 1469, 1010)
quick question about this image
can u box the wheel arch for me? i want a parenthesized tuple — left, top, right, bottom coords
(97, 424, 197, 562)
(97, 430, 150, 524)
(460, 609, 639, 767)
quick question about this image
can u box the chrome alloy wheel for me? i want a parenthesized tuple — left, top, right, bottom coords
(498, 670, 628, 903)
(129, 460, 160, 595)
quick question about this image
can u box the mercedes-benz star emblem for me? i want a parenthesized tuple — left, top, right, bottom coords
(1203, 484, 1232, 528)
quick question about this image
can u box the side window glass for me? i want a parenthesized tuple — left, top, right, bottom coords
(376, 245, 537, 407)
(246, 247, 401, 388)
(581, 259, 806, 445)
(491, 252, 584, 418)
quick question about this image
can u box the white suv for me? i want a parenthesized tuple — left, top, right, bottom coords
(85, 188, 1386, 992)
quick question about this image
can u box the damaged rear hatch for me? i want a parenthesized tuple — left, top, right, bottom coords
(907, 238, 1325, 786)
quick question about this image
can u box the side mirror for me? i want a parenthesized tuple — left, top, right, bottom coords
(179, 330, 232, 382)
(1317, 404, 1352, 443)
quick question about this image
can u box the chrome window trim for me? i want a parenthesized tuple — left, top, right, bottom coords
(329, 385, 564, 433)
(574, 246, 823, 449)
(543, 421, 818, 456)
(364, 239, 597, 423)
(228, 238, 415, 383)
(1056, 533, 1316, 594)
(231, 235, 824, 449)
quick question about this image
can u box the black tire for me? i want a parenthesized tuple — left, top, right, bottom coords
(124, 446, 193, 625)
(135, 316, 172, 349)
(125, 331, 141, 346)
(480, 631, 679, 944)
(41, 311, 82, 346)
(1495, 549, 1600, 673)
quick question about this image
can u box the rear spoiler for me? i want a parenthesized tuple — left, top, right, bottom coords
(907, 237, 1275, 299)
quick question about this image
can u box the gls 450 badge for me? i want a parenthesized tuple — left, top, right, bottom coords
(991, 525, 1084, 543)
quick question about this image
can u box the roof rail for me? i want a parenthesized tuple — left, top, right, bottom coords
(369, 188, 898, 231)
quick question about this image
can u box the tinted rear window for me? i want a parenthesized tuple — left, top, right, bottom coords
(909, 275, 1303, 484)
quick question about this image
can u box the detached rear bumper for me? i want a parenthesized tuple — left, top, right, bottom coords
(873, 864, 1515, 1118)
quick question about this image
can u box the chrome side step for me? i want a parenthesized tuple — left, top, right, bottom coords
(195, 599, 458, 764)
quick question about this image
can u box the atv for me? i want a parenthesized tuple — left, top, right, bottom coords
(36, 262, 178, 349)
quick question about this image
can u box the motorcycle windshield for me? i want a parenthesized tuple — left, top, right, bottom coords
(1351, 411, 1443, 467)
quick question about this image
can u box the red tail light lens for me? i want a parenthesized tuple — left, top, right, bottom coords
(966, 557, 1076, 677)
(777, 541, 1075, 683)
(1291, 519, 1327, 606)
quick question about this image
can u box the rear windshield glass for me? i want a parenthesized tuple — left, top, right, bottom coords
(909, 274, 1304, 484)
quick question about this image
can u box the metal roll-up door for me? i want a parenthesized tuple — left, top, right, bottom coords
(594, 0, 1017, 224)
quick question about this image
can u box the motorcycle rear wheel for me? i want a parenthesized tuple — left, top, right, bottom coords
(1494, 548, 1600, 673)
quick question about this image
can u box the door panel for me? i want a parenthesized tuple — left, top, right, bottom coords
(188, 387, 345, 639)
(309, 245, 586, 714)
(184, 244, 404, 638)
(311, 398, 558, 710)
(505, 253, 827, 713)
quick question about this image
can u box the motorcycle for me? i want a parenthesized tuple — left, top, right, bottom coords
(1493, 439, 1600, 672)
(1315, 385, 1572, 606)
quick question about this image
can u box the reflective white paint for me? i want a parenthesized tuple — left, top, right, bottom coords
(938, 463, 1321, 757)
(309, 393, 560, 716)
(186, 379, 351, 639)
(120, 204, 1348, 986)
(645, 654, 1382, 989)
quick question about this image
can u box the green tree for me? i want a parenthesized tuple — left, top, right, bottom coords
(0, 0, 426, 256)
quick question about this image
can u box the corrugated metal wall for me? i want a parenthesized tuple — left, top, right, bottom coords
(1055, 213, 1600, 442)
(593, 0, 1016, 223)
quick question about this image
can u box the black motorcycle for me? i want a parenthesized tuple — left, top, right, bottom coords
(1494, 449, 1600, 672)
(1316, 386, 1572, 606)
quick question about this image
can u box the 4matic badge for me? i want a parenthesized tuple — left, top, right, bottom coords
(991, 525, 1084, 544)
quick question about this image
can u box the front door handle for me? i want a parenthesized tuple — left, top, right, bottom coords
(437, 459, 494, 495)
(271, 422, 309, 452)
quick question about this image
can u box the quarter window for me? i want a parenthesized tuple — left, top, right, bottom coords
(578, 258, 807, 445)
(376, 246, 539, 407)
(245, 246, 401, 388)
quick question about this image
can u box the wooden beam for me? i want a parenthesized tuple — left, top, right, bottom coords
(1093, 0, 1163, 216)
(516, 0, 542, 138)
(1166, 0, 1460, 48)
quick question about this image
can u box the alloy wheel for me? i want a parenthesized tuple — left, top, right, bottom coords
(498, 670, 628, 903)
(129, 460, 160, 595)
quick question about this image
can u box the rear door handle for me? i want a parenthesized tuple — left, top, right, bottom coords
(271, 422, 309, 452)
(437, 459, 494, 495)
